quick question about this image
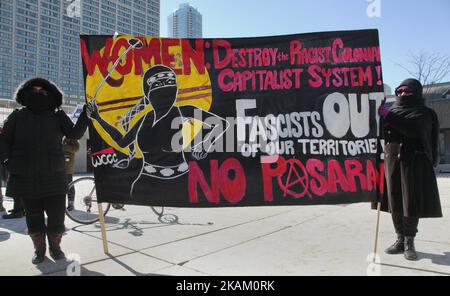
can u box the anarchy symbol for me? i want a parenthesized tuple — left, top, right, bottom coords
(277, 159, 312, 199)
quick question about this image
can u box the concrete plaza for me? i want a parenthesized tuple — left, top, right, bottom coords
(0, 175, 449, 276)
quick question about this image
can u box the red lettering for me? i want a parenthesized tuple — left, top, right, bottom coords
(111, 38, 133, 75)
(260, 157, 382, 200)
(307, 65, 322, 88)
(321, 67, 332, 88)
(261, 156, 287, 202)
(378, 162, 385, 194)
(238, 49, 247, 67)
(332, 67, 343, 87)
(306, 159, 327, 196)
(345, 160, 367, 192)
(182, 39, 205, 75)
(213, 39, 232, 69)
(359, 66, 373, 87)
(188, 161, 219, 204)
(327, 159, 349, 193)
(291, 42, 302, 65)
(332, 38, 344, 63)
(162, 38, 182, 75)
(219, 158, 246, 204)
(133, 38, 161, 76)
(80, 38, 112, 77)
(218, 69, 234, 92)
(366, 159, 377, 191)
(188, 159, 246, 205)
(366, 160, 385, 194)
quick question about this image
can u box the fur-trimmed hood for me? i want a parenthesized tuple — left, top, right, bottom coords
(14, 78, 63, 108)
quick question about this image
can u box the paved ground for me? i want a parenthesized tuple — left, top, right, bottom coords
(0, 175, 449, 276)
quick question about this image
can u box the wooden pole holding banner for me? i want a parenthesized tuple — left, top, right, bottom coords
(92, 32, 119, 256)
(373, 202, 382, 262)
(372, 98, 386, 262)
(97, 202, 109, 254)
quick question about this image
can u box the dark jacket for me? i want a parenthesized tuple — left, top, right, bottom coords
(379, 96, 442, 218)
(0, 78, 88, 199)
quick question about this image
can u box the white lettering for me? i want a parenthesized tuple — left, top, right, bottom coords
(92, 153, 118, 168)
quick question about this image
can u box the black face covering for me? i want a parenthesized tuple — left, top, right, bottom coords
(147, 86, 178, 119)
(143, 65, 178, 121)
(394, 78, 425, 108)
(390, 78, 427, 124)
(27, 93, 54, 113)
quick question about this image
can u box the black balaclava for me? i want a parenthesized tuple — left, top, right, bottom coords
(394, 78, 425, 108)
(143, 65, 178, 121)
(27, 89, 53, 113)
(15, 78, 62, 113)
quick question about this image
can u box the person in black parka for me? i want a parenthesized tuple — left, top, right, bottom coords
(0, 78, 89, 264)
(378, 78, 442, 261)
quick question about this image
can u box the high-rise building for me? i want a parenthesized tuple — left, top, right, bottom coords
(0, 0, 160, 106)
(168, 3, 202, 39)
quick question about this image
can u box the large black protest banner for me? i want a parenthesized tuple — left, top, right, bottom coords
(80, 29, 385, 207)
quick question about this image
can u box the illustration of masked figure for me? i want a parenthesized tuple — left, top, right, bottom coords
(88, 65, 229, 197)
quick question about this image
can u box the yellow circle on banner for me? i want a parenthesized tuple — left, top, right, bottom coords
(85, 36, 212, 158)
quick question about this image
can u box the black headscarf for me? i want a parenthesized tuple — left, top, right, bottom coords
(390, 78, 440, 166)
(392, 78, 425, 111)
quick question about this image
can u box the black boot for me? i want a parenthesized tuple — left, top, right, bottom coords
(404, 236, 418, 261)
(2, 210, 25, 219)
(30, 233, 46, 264)
(47, 233, 66, 260)
(385, 234, 405, 255)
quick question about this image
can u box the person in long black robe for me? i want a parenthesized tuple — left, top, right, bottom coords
(378, 78, 442, 261)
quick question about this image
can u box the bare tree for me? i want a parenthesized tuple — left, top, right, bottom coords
(397, 51, 450, 94)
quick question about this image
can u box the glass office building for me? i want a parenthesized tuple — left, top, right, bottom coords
(0, 0, 160, 106)
(168, 3, 202, 39)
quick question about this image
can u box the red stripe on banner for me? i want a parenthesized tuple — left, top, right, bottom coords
(177, 93, 211, 102)
(95, 87, 211, 109)
(97, 96, 142, 107)
(99, 104, 137, 113)
(98, 94, 210, 113)
(178, 85, 212, 94)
